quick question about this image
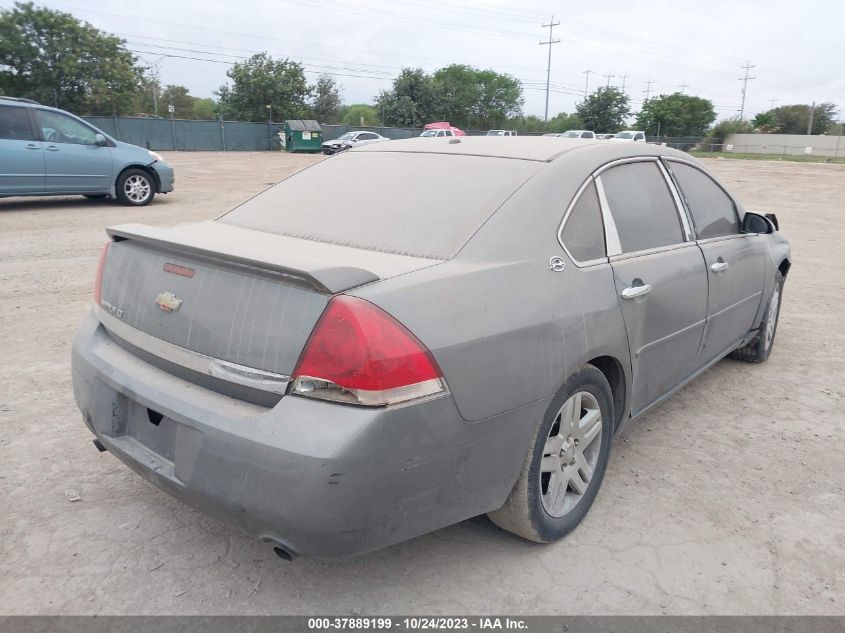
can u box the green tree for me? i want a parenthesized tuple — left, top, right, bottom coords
(0, 2, 140, 115)
(191, 97, 217, 120)
(705, 117, 753, 142)
(634, 92, 715, 137)
(376, 68, 439, 127)
(216, 52, 310, 122)
(340, 103, 379, 127)
(160, 84, 194, 119)
(763, 103, 838, 135)
(575, 87, 631, 133)
(506, 115, 548, 133)
(751, 111, 778, 133)
(309, 73, 342, 123)
(431, 64, 523, 129)
(545, 111, 584, 133)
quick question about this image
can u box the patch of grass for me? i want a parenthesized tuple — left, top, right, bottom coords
(689, 150, 845, 164)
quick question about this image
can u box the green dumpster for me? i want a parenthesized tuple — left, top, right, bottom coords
(283, 120, 323, 153)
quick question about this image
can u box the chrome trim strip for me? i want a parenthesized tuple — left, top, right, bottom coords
(593, 155, 659, 177)
(594, 175, 622, 256)
(656, 159, 693, 241)
(608, 241, 696, 262)
(696, 233, 755, 245)
(94, 304, 290, 394)
(636, 318, 707, 356)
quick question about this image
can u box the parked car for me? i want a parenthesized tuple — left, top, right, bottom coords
(487, 130, 517, 136)
(0, 96, 174, 205)
(321, 131, 389, 155)
(561, 130, 596, 139)
(72, 137, 790, 559)
(595, 133, 615, 139)
(419, 128, 456, 138)
(611, 130, 647, 142)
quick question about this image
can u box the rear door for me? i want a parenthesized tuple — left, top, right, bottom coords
(0, 104, 45, 195)
(33, 109, 112, 193)
(598, 158, 708, 414)
(665, 159, 767, 364)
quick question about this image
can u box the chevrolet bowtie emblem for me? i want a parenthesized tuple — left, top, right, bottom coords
(155, 291, 183, 313)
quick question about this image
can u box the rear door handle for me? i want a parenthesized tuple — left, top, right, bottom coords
(711, 259, 729, 273)
(621, 282, 652, 300)
(45, 145, 59, 151)
(25, 143, 40, 150)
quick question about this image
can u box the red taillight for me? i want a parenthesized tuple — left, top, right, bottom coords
(92, 241, 111, 305)
(291, 295, 447, 406)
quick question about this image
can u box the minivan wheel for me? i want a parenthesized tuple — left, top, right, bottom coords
(116, 169, 155, 206)
(731, 271, 784, 363)
(487, 365, 614, 543)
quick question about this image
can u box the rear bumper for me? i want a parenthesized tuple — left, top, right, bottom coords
(150, 161, 175, 193)
(71, 312, 539, 558)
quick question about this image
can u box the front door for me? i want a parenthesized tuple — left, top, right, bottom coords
(598, 159, 709, 414)
(665, 160, 767, 364)
(0, 104, 45, 195)
(33, 109, 112, 193)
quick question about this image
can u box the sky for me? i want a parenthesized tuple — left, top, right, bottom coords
(8, 0, 844, 122)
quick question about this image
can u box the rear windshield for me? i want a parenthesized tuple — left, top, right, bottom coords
(219, 151, 541, 259)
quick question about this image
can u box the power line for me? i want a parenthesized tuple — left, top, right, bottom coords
(677, 82, 690, 94)
(738, 60, 756, 119)
(539, 16, 560, 122)
(643, 78, 655, 100)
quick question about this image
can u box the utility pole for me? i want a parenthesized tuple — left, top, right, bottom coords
(807, 101, 816, 135)
(539, 15, 561, 122)
(643, 78, 655, 101)
(677, 82, 689, 94)
(738, 60, 756, 120)
(620, 73, 628, 94)
(582, 69, 594, 100)
(769, 98, 778, 110)
(603, 72, 615, 88)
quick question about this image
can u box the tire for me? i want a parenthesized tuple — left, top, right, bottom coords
(731, 271, 784, 363)
(115, 168, 155, 206)
(488, 365, 614, 543)
(84, 194, 108, 199)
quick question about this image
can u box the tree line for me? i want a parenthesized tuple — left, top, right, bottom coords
(1, 2, 841, 137)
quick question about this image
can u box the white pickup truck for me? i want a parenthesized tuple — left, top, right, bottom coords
(610, 130, 647, 142)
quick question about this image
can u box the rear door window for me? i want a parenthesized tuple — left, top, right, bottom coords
(560, 180, 606, 262)
(601, 161, 684, 253)
(669, 162, 740, 239)
(0, 105, 35, 140)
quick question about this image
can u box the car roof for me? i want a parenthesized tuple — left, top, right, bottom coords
(354, 135, 692, 163)
(0, 96, 38, 106)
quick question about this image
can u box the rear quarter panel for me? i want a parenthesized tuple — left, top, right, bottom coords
(355, 157, 631, 423)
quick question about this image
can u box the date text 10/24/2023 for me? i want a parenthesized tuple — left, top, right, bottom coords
(307, 618, 528, 630)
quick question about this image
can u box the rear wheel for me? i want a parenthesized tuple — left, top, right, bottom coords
(488, 365, 614, 543)
(116, 168, 155, 206)
(731, 272, 783, 363)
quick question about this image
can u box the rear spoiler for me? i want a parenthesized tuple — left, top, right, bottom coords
(106, 224, 380, 294)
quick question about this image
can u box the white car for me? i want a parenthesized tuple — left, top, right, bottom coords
(610, 130, 647, 142)
(322, 131, 389, 155)
(560, 130, 595, 139)
(486, 130, 517, 136)
(420, 129, 456, 138)
(595, 133, 616, 140)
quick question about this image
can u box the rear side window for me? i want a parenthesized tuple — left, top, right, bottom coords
(670, 162, 740, 239)
(561, 180, 606, 262)
(220, 152, 541, 259)
(0, 105, 35, 140)
(601, 161, 684, 253)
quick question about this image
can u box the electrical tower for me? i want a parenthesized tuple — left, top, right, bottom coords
(678, 82, 689, 94)
(620, 73, 628, 94)
(738, 61, 756, 120)
(539, 16, 561, 122)
(643, 79, 655, 101)
(582, 69, 594, 100)
(603, 72, 615, 88)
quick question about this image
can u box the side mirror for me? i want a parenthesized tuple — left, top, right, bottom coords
(742, 212, 773, 234)
(94, 133, 107, 146)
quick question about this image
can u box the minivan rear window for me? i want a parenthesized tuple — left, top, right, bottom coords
(219, 151, 541, 260)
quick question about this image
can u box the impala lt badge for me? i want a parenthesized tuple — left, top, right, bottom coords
(155, 291, 183, 313)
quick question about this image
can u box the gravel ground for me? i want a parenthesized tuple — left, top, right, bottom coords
(0, 152, 842, 615)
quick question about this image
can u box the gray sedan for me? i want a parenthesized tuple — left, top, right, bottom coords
(72, 137, 790, 559)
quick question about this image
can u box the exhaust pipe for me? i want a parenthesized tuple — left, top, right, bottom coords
(259, 535, 298, 561)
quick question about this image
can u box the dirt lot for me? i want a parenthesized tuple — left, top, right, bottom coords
(0, 152, 842, 615)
